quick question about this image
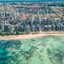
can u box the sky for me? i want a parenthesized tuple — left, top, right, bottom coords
(0, 0, 63, 2)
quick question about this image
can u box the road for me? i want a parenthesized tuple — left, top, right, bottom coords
(51, 7, 64, 18)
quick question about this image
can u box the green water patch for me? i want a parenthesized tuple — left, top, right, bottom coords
(0, 36, 64, 64)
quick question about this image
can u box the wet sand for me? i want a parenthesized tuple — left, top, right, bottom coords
(0, 31, 64, 40)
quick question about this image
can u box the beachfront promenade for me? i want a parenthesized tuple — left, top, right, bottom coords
(0, 31, 64, 40)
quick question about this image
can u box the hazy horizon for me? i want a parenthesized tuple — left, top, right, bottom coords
(0, 0, 63, 2)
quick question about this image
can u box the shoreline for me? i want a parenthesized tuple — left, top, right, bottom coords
(0, 31, 64, 40)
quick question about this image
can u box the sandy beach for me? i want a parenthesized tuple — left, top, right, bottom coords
(0, 31, 64, 40)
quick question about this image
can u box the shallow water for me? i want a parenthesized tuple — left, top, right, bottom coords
(0, 36, 64, 64)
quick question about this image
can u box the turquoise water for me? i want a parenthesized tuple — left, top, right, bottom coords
(0, 36, 64, 64)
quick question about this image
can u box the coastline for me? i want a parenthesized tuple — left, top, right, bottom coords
(0, 31, 64, 40)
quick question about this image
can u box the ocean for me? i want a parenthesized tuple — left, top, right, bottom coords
(0, 36, 64, 64)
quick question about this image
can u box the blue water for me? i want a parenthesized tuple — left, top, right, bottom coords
(0, 0, 63, 2)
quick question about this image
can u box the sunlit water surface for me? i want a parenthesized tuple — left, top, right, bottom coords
(0, 36, 64, 64)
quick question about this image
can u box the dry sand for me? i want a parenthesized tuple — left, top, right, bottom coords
(0, 31, 64, 40)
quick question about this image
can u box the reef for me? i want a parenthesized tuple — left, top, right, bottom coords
(0, 36, 64, 64)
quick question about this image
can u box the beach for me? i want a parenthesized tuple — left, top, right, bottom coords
(0, 31, 64, 40)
